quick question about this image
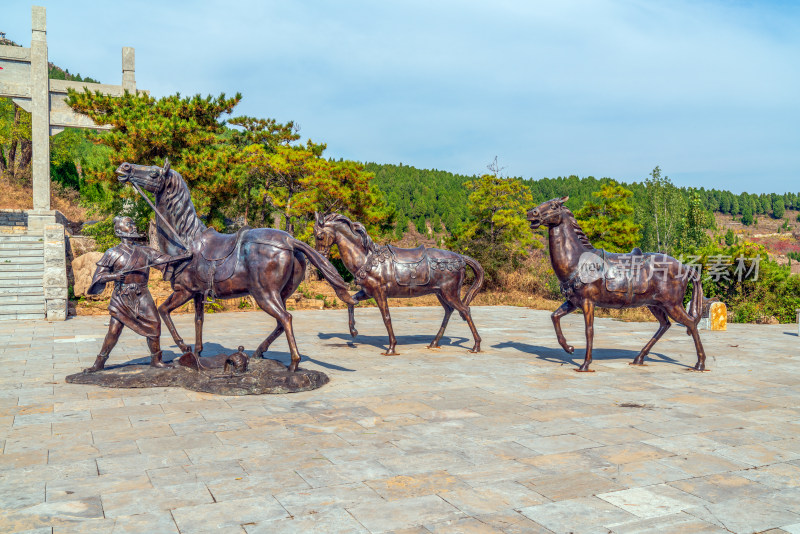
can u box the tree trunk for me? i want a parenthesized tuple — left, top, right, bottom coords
(18, 140, 32, 179)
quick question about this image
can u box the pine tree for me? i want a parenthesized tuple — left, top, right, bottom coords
(742, 204, 754, 225)
(452, 166, 538, 285)
(67, 90, 242, 231)
(773, 197, 785, 219)
(575, 181, 641, 253)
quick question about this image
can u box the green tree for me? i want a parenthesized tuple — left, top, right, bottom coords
(741, 204, 754, 225)
(681, 192, 710, 250)
(724, 228, 736, 246)
(637, 166, 686, 254)
(67, 90, 242, 231)
(575, 181, 641, 252)
(0, 99, 32, 181)
(452, 164, 538, 285)
(240, 142, 391, 240)
(773, 197, 785, 219)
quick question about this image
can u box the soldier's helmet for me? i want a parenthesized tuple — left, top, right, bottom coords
(113, 216, 144, 239)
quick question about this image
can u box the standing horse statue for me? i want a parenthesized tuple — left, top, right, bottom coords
(527, 197, 707, 372)
(115, 160, 356, 372)
(313, 213, 484, 354)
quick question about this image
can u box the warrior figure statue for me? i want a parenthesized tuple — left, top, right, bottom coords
(84, 216, 191, 373)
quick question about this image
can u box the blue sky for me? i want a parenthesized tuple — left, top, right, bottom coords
(4, 1, 799, 193)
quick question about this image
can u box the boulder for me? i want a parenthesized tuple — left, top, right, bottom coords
(72, 251, 107, 298)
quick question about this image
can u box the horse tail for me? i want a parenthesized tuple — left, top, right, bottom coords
(688, 266, 704, 325)
(461, 254, 485, 306)
(292, 239, 356, 305)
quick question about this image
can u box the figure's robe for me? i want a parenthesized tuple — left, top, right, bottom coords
(88, 243, 170, 338)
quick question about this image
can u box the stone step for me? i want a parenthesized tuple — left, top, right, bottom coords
(0, 249, 45, 258)
(0, 262, 44, 272)
(0, 312, 46, 321)
(0, 242, 44, 250)
(0, 302, 45, 315)
(0, 271, 44, 281)
(0, 286, 44, 295)
(0, 237, 44, 245)
(0, 254, 44, 264)
(0, 294, 46, 305)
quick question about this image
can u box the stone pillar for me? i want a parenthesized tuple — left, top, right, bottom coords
(122, 47, 135, 92)
(30, 6, 50, 212)
(43, 223, 68, 321)
(796, 309, 800, 336)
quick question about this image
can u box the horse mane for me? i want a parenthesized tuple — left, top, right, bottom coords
(158, 169, 206, 240)
(562, 208, 594, 251)
(324, 213, 377, 252)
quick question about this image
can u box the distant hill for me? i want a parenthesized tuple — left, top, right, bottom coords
(367, 162, 799, 230)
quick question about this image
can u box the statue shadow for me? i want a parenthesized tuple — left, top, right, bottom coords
(317, 331, 471, 351)
(491, 341, 689, 369)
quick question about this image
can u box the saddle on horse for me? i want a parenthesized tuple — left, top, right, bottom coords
(388, 245, 430, 286)
(194, 227, 250, 298)
(602, 248, 650, 294)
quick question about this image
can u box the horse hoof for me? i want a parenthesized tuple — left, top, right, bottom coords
(350, 330, 358, 338)
(575, 367, 595, 373)
(381, 351, 398, 357)
(629, 360, 646, 366)
(427, 344, 441, 350)
(564, 345, 574, 354)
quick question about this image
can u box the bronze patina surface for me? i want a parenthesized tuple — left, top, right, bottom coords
(83, 216, 190, 373)
(527, 197, 708, 372)
(314, 212, 484, 355)
(66, 357, 328, 395)
(114, 160, 356, 372)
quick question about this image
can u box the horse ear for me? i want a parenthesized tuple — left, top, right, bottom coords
(163, 158, 171, 175)
(559, 196, 569, 204)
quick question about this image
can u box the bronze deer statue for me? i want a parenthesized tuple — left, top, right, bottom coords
(527, 197, 707, 372)
(116, 160, 355, 372)
(313, 213, 484, 354)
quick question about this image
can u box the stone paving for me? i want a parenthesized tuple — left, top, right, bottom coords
(0, 305, 799, 533)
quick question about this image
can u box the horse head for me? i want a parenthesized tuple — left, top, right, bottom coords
(116, 159, 171, 194)
(527, 196, 569, 229)
(313, 212, 336, 256)
(313, 212, 371, 256)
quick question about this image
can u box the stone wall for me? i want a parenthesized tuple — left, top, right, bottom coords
(43, 223, 68, 320)
(0, 209, 28, 234)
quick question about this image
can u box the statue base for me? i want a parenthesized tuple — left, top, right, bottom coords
(65, 357, 329, 395)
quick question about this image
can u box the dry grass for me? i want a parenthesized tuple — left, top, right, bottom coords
(0, 175, 89, 222)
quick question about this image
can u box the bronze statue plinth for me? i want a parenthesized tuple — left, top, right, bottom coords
(65, 356, 328, 395)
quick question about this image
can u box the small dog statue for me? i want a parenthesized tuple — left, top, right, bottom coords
(224, 346, 249, 375)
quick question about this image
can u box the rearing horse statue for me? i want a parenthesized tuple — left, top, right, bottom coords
(313, 213, 484, 354)
(116, 160, 356, 372)
(527, 197, 707, 372)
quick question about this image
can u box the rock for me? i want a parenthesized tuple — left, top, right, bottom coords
(72, 251, 106, 298)
(67, 235, 98, 257)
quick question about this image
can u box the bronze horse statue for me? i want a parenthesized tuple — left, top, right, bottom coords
(527, 197, 707, 372)
(313, 213, 484, 354)
(115, 160, 356, 372)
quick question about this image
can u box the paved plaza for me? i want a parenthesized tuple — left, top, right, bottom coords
(0, 305, 799, 533)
